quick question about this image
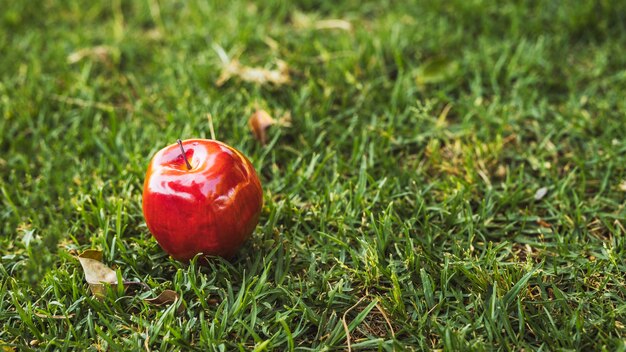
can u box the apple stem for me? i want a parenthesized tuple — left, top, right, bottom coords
(177, 139, 192, 170)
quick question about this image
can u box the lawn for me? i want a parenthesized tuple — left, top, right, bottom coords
(2, 0, 626, 350)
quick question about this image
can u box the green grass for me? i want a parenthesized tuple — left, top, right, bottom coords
(2, 0, 626, 350)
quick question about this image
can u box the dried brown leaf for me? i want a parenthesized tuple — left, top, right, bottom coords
(145, 289, 179, 305)
(249, 110, 277, 145)
(537, 219, 552, 228)
(145, 289, 185, 314)
(76, 250, 180, 314)
(76, 250, 119, 298)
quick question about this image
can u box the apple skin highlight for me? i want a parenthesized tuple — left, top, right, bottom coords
(142, 139, 263, 261)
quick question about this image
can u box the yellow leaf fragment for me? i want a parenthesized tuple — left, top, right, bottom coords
(292, 12, 352, 31)
(34, 312, 76, 320)
(67, 45, 115, 64)
(217, 59, 290, 86)
(314, 19, 352, 31)
(0, 340, 14, 352)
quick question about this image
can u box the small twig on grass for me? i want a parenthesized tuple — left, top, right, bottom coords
(375, 302, 395, 338)
(342, 296, 368, 352)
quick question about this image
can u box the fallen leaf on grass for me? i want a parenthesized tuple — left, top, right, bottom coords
(537, 219, 552, 228)
(145, 289, 185, 314)
(213, 44, 289, 86)
(67, 45, 115, 65)
(144, 289, 179, 305)
(314, 19, 352, 31)
(292, 12, 352, 31)
(76, 249, 182, 313)
(77, 250, 119, 298)
(534, 187, 548, 200)
(249, 110, 276, 145)
(248, 110, 292, 145)
(216, 59, 290, 86)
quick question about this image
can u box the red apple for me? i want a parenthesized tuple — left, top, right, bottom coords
(142, 139, 263, 261)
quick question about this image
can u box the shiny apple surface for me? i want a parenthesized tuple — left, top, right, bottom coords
(142, 139, 263, 261)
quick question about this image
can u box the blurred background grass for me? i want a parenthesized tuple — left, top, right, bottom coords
(1, 0, 626, 350)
